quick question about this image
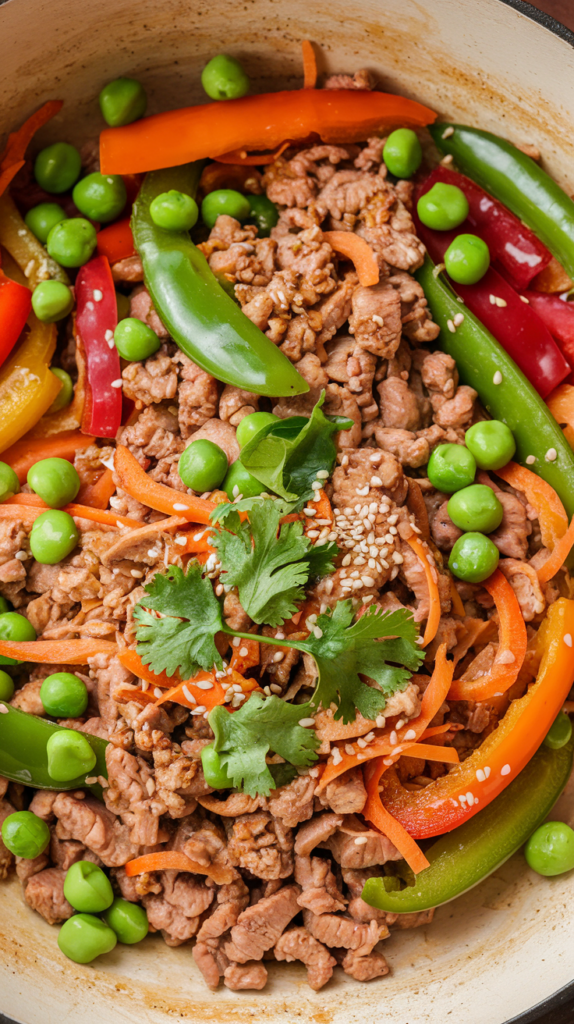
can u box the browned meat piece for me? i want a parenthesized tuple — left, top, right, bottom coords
(348, 281, 402, 358)
(0, 798, 15, 879)
(89, 652, 133, 729)
(50, 834, 86, 871)
(390, 908, 435, 929)
(341, 948, 389, 981)
(343, 867, 388, 924)
(218, 386, 259, 426)
(275, 927, 337, 990)
(431, 385, 477, 430)
(197, 878, 250, 943)
(24, 868, 74, 925)
(16, 852, 50, 883)
(323, 826, 402, 868)
(354, 137, 385, 171)
(122, 349, 178, 405)
(117, 404, 183, 462)
(198, 792, 265, 817)
(303, 909, 388, 954)
(325, 69, 374, 91)
(184, 418, 239, 466)
(10, 678, 45, 715)
(225, 811, 293, 880)
(111, 255, 143, 281)
(104, 745, 164, 846)
(129, 285, 169, 337)
(225, 884, 301, 962)
(144, 891, 203, 946)
(331, 446, 407, 509)
(172, 352, 219, 439)
(315, 274, 358, 348)
(264, 163, 317, 209)
(193, 939, 231, 990)
(53, 793, 138, 866)
(0, 519, 27, 586)
(421, 350, 459, 398)
(295, 854, 347, 914)
(322, 767, 367, 815)
(162, 871, 214, 920)
(431, 500, 463, 551)
(388, 271, 440, 343)
(366, 424, 430, 469)
(294, 813, 344, 856)
(267, 774, 317, 827)
(490, 494, 532, 560)
(29, 791, 59, 821)
(377, 376, 423, 431)
(223, 962, 268, 991)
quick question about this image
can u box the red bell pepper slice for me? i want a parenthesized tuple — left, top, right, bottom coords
(520, 290, 574, 383)
(414, 209, 571, 398)
(75, 255, 121, 439)
(420, 167, 551, 289)
(0, 268, 31, 367)
(96, 217, 136, 264)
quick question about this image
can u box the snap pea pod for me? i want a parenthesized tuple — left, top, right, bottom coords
(416, 257, 574, 524)
(362, 734, 573, 913)
(131, 163, 309, 398)
(429, 123, 574, 278)
(0, 702, 107, 798)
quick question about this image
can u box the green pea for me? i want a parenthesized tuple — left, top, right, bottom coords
(246, 195, 279, 237)
(0, 669, 14, 701)
(72, 172, 127, 224)
(236, 411, 280, 448)
(201, 189, 251, 230)
(58, 913, 117, 964)
(113, 317, 160, 361)
(465, 420, 517, 471)
(448, 532, 499, 583)
(116, 291, 131, 322)
(28, 457, 80, 508)
(0, 612, 36, 666)
(201, 744, 233, 788)
(427, 443, 476, 494)
(46, 218, 98, 268)
(201, 54, 250, 101)
(417, 182, 469, 231)
(46, 729, 96, 781)
(447, 484, 503, 534)
(1, 810, 50, 859)
(48, 368, 74, 413)
(444, 233, 490, 285)
(179, 440, 228, 492)
(29, 510, 79, 565)
(25, 202, 67, 244)
(40, 672, 88, 718)
(222, 460, 266, 501)
(150, 190, 199, 231)
(99, 77, 147, 127)
(382, 129, 422, 179)
(34, 143, 82, 194)
(524, 821, 574, 876)
(0, 462, 20, 502)
(31, 281, 74, 323)
(103, 897, 149, 944)
(64, 861, 114, 913)
(544, 711, 573, 750)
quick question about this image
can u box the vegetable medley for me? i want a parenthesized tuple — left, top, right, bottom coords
(2, 40, 574, 991)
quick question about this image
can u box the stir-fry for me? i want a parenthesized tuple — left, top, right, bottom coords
(1, 41, 574, 992)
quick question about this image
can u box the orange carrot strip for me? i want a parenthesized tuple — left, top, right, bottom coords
(114, 445, 216, 524)
(77, 467, 116, 510)
(448, 569, 527, 702)
(303, 488, 334, 537)
(229, 636, 260, 675)
(124, 850, 234, 884)
(113, 685, 158, 706)
(316, 644, 454, 791)
(322, 231, 379, 287)
(118, 649, 177, 688)
(364, 757, 430, 874)
(1, 430, 95, 484)
(495, 460, 567, 551)
(0, 639, 117, 663)
(3, 495, 142, 530)
(537, 515, 574, 583)
(155, 670, 226, 712)
(404, 535, 441, 646)
(450, 577, 465, 617)
(301, 40, 318, 89)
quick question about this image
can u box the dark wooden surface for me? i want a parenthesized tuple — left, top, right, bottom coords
(0, 1, 573, 1023)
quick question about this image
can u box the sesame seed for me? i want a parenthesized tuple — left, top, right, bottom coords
(493, 371, 503, 385)
(263, 686, 271, 696)
(307, 614, 318, 624)
(352, 580, 363, 590)
(392, 552, 403, 565)
(111, 379, 123, 388)
(546, 448, 557, 462)
(153, 687, 163, 698)
(270, 683, 282, 694)
(520, 295, 530, 304)
(311, 480, 322, 491)
(341, 456, 349, 467)
(130, 569, 143, 578)
(368, 558, 376, 569)
(369, 452, 383, 463)
(441, 154, 453, 165)
(313, 626, 323, 639)
(389, 730, 398, 746)
(342, 553, 352, 566)
(495, 297, 507, 307)
(453, 312, 465, 326)
(404, 729, 416, 741)
(303, 508, 317, 517)
(356, 486, 370, 496)
(526, 455, 536, 465)
(328, 531, 337, 542)
(356, 737, 367, 748)
(345, 744, 355, 756)
(442, 126, 455, 138)
(376, 715, 386, 728)
(307, 530, 320, 539)
(370, 475, 383, 487)
(14, 551, 28, 561)
(196, 679, 214, 690)
(389, 526, 398, 535)
(476, 769, 486, 782)
(383, 757, 394, 766)
(447, 319, 456, 333)
(372, 314, 384, 327)
(215, 583, 224, 596)
(501, 764, 511, 776)
(362, 576, 375, 587)
(354, 836, 368, 845)
(332, 747, 343, 765)
(565, 634, 573, 647)
(298, 717, 315, 728)
(489, 294, 496, 305)
(316, 518, 331, 526)
(484, 766, 491, 778)
(466, 792, 475, 805)
(317, 470, 329, 479)
(93, 289, 103, 302)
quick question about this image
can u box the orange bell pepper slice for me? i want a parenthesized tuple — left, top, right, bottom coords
(495, 460, 567, 551)
(0, 100, 63, 199)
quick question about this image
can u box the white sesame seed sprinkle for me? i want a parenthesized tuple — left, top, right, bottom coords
(196, 679, 214, 690)
(345, 744, 355, 756)
(493, 371, 503, 385)
(447, 318, 456, 333)
(453, 312, 465, 327)
(476, 769, 486, 782)
(93, 289, 103, 302)
(501, 764, 511, 776)
(317, 470, 329, 479)
(403, 729, 417, 741)
(484, 766, 491, 779)
(520, 295, 530, 304)
(111, 379, 123, 388)
(303, 508, 317, 517)
(442, 126, 455, 138)
(545, 448, 557, 462)
(564, 634, 573, 647)
(154, 687, 163, 698)
(526, 455, 536, 465)
(332, 747, 343, 765)
(370, 476, 383, 487)
(298, 717, 315, 728)
(354, 836, 368, 845)
(173, 503, 190, 511)
(372, 314, 384, 327)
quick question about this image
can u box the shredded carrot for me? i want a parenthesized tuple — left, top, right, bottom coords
(3, 495, 142, 530)
(113, 684, 157, 706)
(448, 569, 527, 702)
(303, 488, 334, 536)
(77, 467, 116, 510)
(450, 577, 466, 617)
(114, 445, 216, 524)
(363, 757, 430, 874)
(155, 667, 258, 713)
(0, 638, 117, 663)
(102, 515, 188, 563)
(404, 535, 441, 646)
(495, 460, 567, 551)
(316, 644, 454, 790)
(322, 231, 379, 287)
(0, 100, 63, 199)
(124, 850, 235, 884)
(213, 142, 290, 166)
(118, 648, 176, 688)
(537, 515, 574, 583)
(1, 430, 95, 484)
(301, 40, 318, 89)
(229, 636, 260, 675)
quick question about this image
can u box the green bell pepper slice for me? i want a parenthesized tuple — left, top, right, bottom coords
(429, 123, 574, 278)
(362, 734, 573, 913)
(416, 256, 574, 527)
(0, 702, 107, 799)
(131, 163, 309, 398)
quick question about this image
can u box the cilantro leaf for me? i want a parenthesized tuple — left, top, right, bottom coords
(304, 541, 339, 581)
(211, 497, 336, 626)
(209, 693, 319, 796)
(240, 391, 353, 499)
(133, 564, 223, 678)
(289, 603, 425, 723)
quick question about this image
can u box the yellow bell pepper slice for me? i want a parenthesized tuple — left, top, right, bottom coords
(0, 314, 62, 453)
